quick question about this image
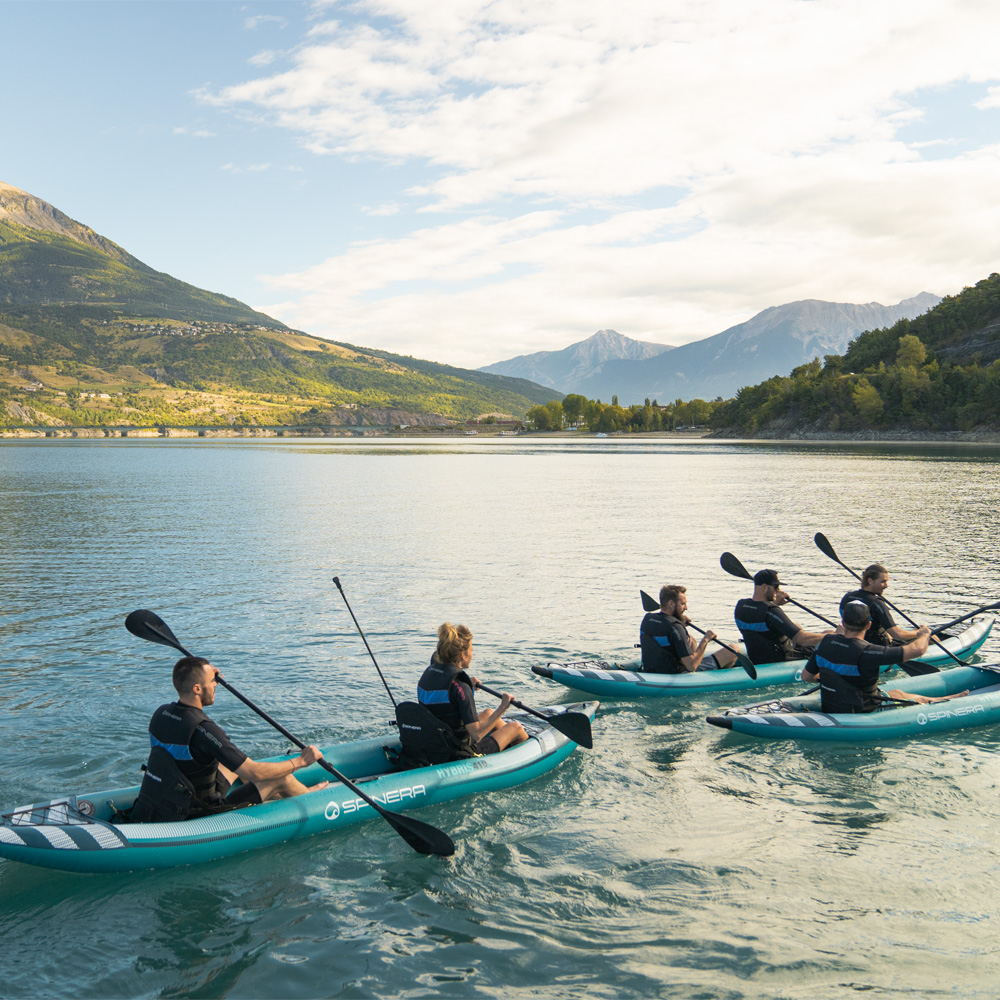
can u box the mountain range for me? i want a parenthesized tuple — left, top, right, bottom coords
(0, 181, 559, 428)
(479, 329, 673, 389)
(483, 295, 941, 404)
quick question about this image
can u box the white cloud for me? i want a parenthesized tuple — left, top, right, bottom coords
(245, 14, 287, 30)
(204, 0, 1000, 365)
(173, 126, 217, 138)
(221, 162, 272, 172)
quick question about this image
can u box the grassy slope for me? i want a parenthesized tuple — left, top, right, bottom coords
(0, 220, 281, 326)
(0, 214, 560, 427)
(0, 307, 559, 427)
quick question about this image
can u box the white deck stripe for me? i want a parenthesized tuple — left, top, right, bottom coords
(37, 827, 79, 850)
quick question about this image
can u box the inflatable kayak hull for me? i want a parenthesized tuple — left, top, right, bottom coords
(0, 702, 597, 874)
(532, 616, 993, 699)
(706, 666, 1000, 742)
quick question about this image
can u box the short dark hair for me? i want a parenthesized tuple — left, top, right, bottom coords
(862, 564, 887, 587)
(173, 656, 212, 695)
(754, 568, 781, 587)
(659, 584, 686, 608)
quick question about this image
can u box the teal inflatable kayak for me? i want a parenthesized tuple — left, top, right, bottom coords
(706, 666, 1000, 741)
(0, 702, 596, 874)
(531, 616, 993, 699)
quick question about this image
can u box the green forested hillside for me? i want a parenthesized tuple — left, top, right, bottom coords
(0, 306, 559, 428)
(0, 182, 560, 429)
(710, 273, 1000, 435)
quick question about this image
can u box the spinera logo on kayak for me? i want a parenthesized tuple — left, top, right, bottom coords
(325, 784, 428, 821)
(917, 703, 988, 725)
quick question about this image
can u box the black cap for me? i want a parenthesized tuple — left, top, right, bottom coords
(842, 600, 871, 628)
(753, 568, 782, 587)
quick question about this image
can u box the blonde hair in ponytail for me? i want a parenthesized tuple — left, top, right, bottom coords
(435, 623, 473, 665)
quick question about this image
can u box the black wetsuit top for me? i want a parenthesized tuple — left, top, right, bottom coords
(840, 589, 897, 646)
(639, 612, 693, 673)
(807, 634, 905, 713)
(147, 702, 248, 805)
(416, 658, 478, 753)
(734, 598, 801, 664)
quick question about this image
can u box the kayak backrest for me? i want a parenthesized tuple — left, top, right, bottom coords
(392, 701, 477, 769)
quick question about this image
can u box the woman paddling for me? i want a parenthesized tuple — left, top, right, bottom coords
(417, 624, 528, 755)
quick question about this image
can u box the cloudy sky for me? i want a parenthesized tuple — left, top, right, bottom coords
(4, 0, 1000, 367)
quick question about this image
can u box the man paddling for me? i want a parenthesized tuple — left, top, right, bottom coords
(734, 569, 831, 665)
(840, 563, 925, 646)
(801, 601, 958, 712)
(131, 656, 327, 822)
(640, 585, 738, 672)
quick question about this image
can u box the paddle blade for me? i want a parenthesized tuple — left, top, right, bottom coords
(899, 660, 940, 676)
(720, 552, 753, 581)
(384, 812, 456, 857)
(640, 590, 659, 612)
(738, 656, 758, 681)
(549, 711, 594, 749)
(814, 532, 838, 562)
(125, 610, 191, 656)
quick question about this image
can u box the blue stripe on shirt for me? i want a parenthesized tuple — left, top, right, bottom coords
(149, 734, 194, 760)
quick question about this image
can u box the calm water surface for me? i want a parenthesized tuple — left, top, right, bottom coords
(1, 437, 1000, 999)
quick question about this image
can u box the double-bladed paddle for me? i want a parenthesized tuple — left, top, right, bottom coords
(124, 609, 455, 857)
(813, 532, 968, 672)
(639, 590, 757, 680)
(333, 578, 593, 749)
(719, 551, 837, 627)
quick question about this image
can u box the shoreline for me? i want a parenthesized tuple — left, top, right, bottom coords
(3, 424, 1000, 444)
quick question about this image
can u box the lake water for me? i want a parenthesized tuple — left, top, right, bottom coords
(2, 437, 1000, 999)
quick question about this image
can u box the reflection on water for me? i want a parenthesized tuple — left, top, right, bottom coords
(2, 438, 1000, 999)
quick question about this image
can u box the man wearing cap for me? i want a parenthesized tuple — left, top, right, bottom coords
(640, 584, 739, 673)
(839, 564, 924, 647)
(734, 569, 831, 665)
(802, 601, 933, 713)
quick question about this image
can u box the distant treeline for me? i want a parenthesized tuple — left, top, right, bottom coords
(528, 394, 720, 432)
(709, 273, 1000, 435)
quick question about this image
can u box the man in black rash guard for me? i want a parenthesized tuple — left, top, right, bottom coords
(802, 601, 941, 713)
(840, 563, 924, 647)
(734, 568, 831, 665)
(640, 584, 738, 673)
(136, 656, 327, 821)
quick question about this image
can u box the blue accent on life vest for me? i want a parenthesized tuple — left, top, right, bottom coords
(149, 734, 194, 760)
(735, 618, 769, 632)
(816, 655, 861, 677)
(417, 687, 450, 705)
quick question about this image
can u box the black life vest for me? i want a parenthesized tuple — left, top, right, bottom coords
(813, 635, 881, 713)
(840, 590, 893, 646)
(639, 612, 686, 673)
(734, 598, 795, 664)
(126, 703, 231, 822)
(417, 659, 476, 754)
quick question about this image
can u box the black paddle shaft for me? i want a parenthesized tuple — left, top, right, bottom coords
(475, 682, 593, 749)
(123, 609, 455, 857)
(719, 552, 836, 627)
(333, 577, 397, 708)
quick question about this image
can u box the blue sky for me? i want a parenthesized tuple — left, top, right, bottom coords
(4, 0, 1000, 368)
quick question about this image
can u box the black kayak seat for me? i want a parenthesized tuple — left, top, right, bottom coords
(390, 701, 478, 770)
(819, 671, 866, 714)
